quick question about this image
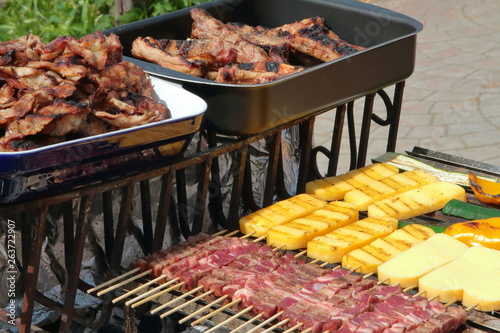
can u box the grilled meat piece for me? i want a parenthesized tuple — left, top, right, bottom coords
(157, 39, 238, 68)
(0, 34, 42, 66)
(94, 92, 171, 128)
(0, 31, 171, 151)
(226, 22, 291, 63)
(228, 16, 363, 62)
(270, 16, 365, 62)
(95, 61, 154, 97)
(0, 83, 16, 109)
(132, 37, 206, 77)
(190, 8, 272, 63)
(215, 62, 304, 84)
(130, 8, 364, 84)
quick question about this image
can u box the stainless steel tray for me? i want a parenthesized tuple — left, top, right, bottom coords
(0, 77, 207, 204)
(105, 0, 422, 135)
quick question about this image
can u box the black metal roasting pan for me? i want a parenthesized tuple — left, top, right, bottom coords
(105, 0, 423, 135)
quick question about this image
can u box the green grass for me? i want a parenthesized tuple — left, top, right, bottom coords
(0, 0, 210, 42)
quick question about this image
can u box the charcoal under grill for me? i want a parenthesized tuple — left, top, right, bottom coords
(1, 81, 500, 333)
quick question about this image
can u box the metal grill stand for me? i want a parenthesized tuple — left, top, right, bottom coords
(0, 82, 405, 332)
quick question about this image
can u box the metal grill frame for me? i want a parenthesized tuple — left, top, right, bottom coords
(0, 82, 405, 333)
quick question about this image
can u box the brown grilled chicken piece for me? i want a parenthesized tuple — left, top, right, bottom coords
(132, 37, 206, 77)
(94, 93, 170, 128)
(215, 62, 304, 84)
(0, 87, 55, 125)
(190, 8, 272, 63)
(2, 99, 89, 143)
(0, 34, 42, 66)
(95, 61, 154, 97)
(0, 31, 170, 151)
(0, 84, 16, 108)
(28, 52, 90, 82)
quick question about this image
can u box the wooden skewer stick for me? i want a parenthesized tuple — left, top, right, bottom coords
(261, 318, 290, 333)
(178, 295, 228, 324)
(294, 250, 307, 258)
(428, 295, 438, 302)
(97, 269, 153, 296)
(272, 244, 285, 252)
(403, 285, 418, 293)
(413, 290, 426, 298)
(240, 232, 256, 239)
(246, 310, 285, 333)
(362, 273, 375, 280)
(203, 305, 254, 333)
(253, 235, 267, 243)
(377, 277, 390, 285)
(229, 313, 264, 333)
(309, 259, 320, 264)
(350, 266, 361, 273)
(151, 286, 204, 314)
(160, 289, 214, 318)
(132, 281, 184, 309)
(465, 303, 478, 312)
(191, 298, 242, 326)
(113, 274, 165, 304)
(87, 267, 141, 293)
(443, 299, 457, 308)
(281, 322, 303, 333)
(213, 229, 229, 236)
(301, 327, 313, 333)
(125, 278, 179, 306)
(224, 230, 240, 237)
(320, 262, 329, 267)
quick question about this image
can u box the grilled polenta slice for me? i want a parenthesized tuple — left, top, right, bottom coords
(307, 216, 397, 263)
(344, 170, 439, 210)
(377, 233, 469, 288)
(367, 181, 466, 220)
(418, 246, 500, 303)
(342, 224, 435, 274)
(463, 266, 500, 311)
(267, 201, 358, 250)
(305, 163, 399, 201)
(239, 193, 327, 237)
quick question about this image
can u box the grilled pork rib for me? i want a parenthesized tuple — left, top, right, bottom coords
(190, 8, 273, 63)
(214, 62, 305, 84)
(132, 37, 206, 77)
(131, 8, 364, 84)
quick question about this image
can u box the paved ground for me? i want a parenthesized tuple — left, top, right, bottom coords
(314, 0, 500, 174)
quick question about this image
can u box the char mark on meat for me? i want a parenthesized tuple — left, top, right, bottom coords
(268, 16, 364, 62)
(190, 8, 272, 63)
(156, 38, 238, 68)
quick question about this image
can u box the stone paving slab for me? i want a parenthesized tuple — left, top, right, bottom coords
(313, 0, 500, 174)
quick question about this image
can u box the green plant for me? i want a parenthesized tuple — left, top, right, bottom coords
(0, 0, 114, 42)
(0, 0, 210, 43)
(118, 0, 211, 25)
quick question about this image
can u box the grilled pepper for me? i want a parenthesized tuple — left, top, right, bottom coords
(468, 172, 500, 205)
(444, 217, 500, 250)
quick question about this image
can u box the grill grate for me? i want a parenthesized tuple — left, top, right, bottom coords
(0, 81, 430, 332)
